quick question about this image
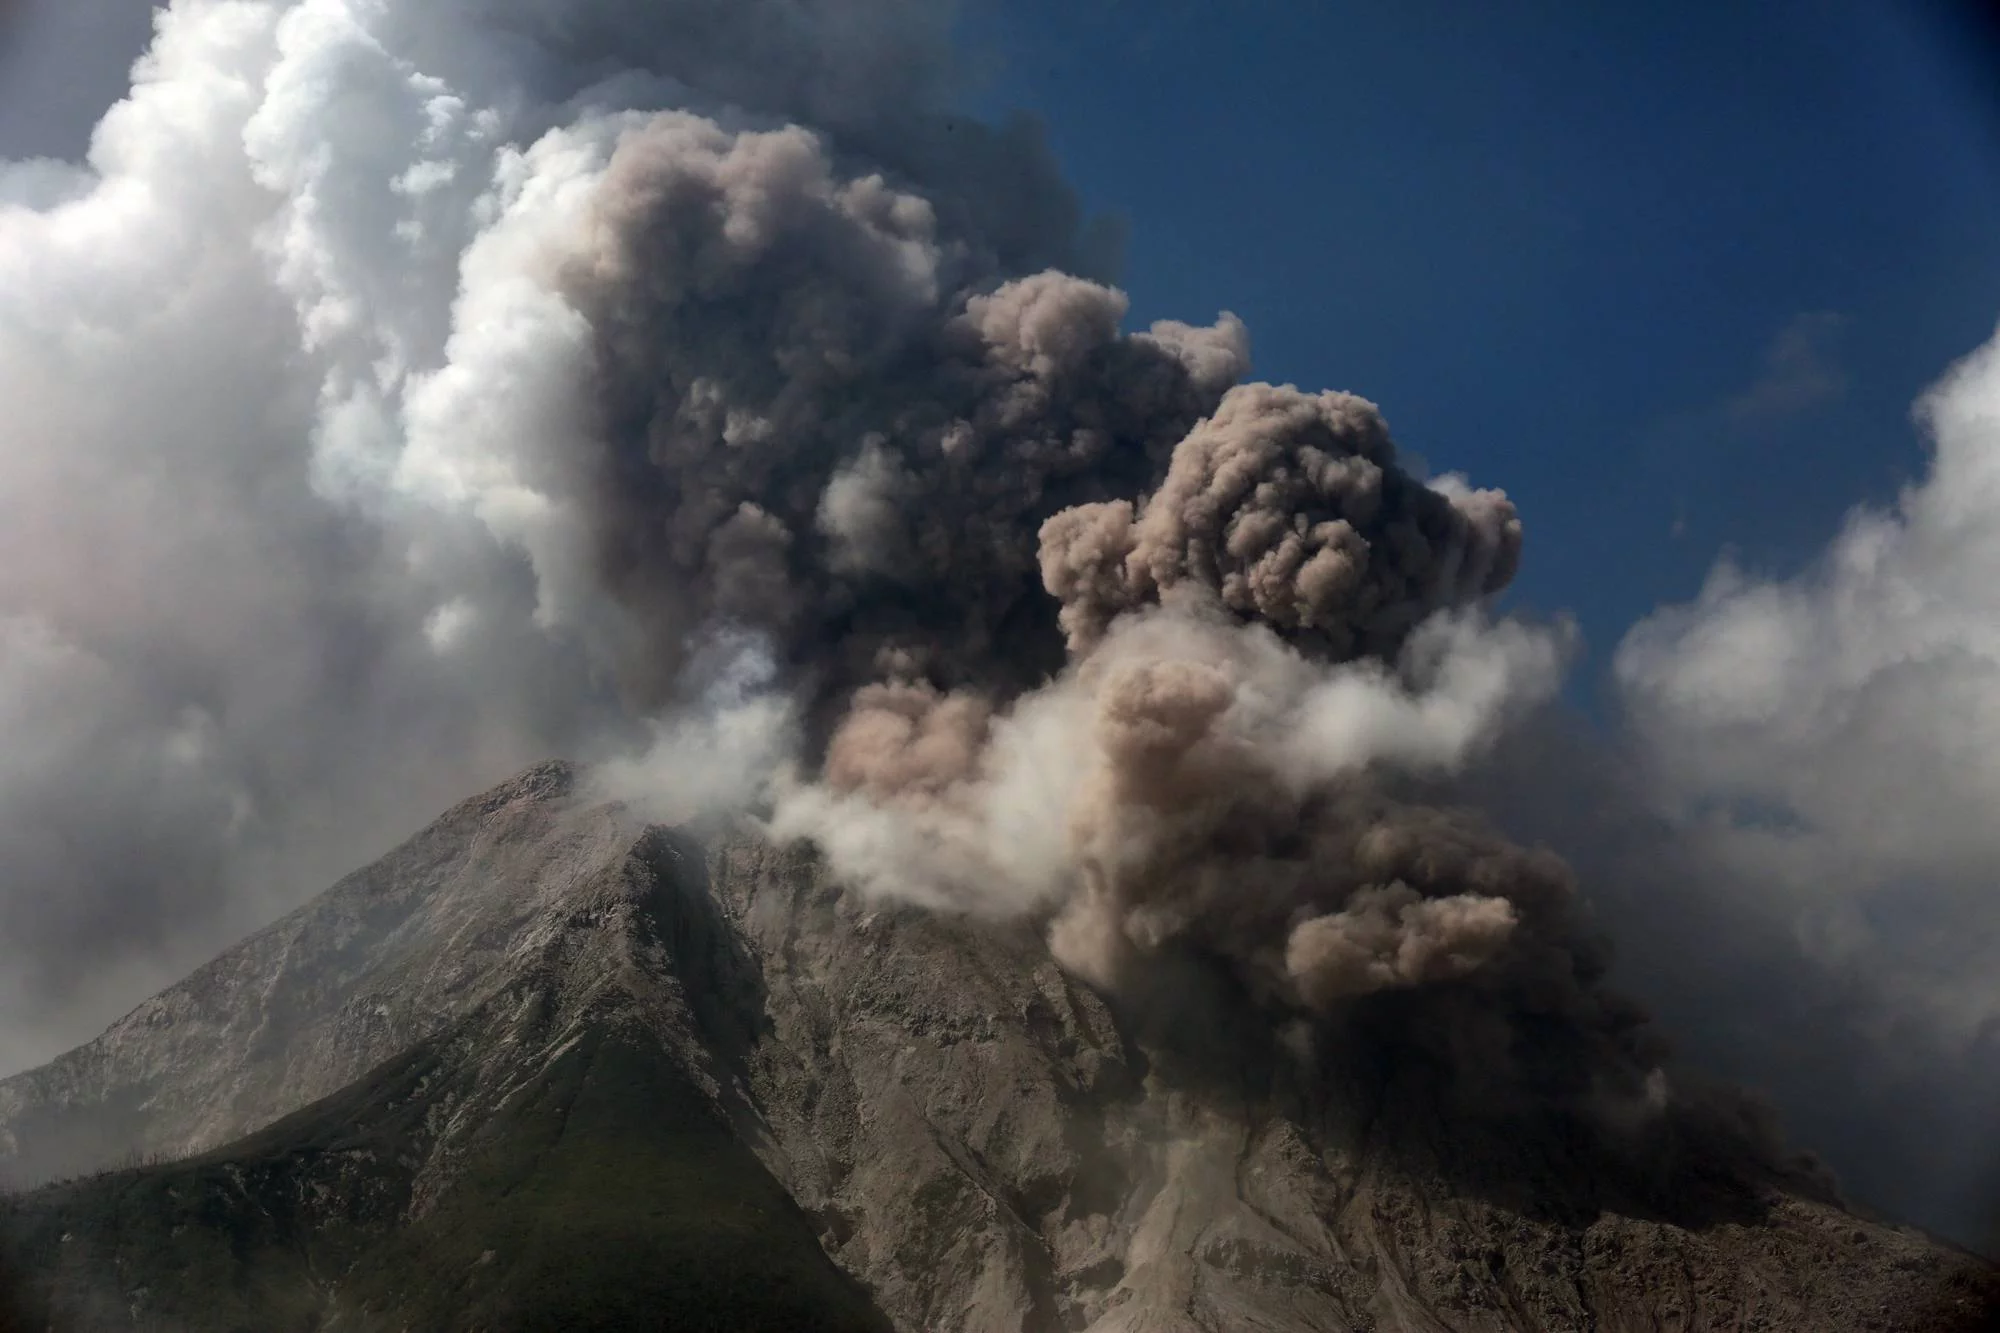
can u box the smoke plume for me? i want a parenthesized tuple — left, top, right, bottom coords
(0, 0, 1965, 1241)
(0, 0, 1706, 1143)
(1039, 382, 1521, 657)
(776, 604, 1574, 1012)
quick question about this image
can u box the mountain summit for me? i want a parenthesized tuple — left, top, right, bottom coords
(0, 764, 1991, 1331)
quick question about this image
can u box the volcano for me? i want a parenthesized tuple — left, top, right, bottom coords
(0, 762, 1989, 1332)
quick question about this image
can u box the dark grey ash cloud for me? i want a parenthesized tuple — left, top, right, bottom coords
(524, 54, 1665, 1151)
(0, 0, 1608, 1144)
(558, 125, 1243, 720)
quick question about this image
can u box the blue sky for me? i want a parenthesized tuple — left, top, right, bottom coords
(959, 0, 2000, 700)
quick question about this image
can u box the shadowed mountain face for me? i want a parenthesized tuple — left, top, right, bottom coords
(0, 764, 1993, 1332)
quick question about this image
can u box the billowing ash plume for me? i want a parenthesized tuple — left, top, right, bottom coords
(558, 129, 1246, 712)
(1040, 383, 1521, 658)
(778, 607, 1573, 1012)
(0, 0, 1806, 1186)
(510, 93, 1564, 1057)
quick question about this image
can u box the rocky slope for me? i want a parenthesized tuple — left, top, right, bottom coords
(0, 816, 891, 1331)
(0, 763, 1992, 1331)
(0, 762, 643, 1183)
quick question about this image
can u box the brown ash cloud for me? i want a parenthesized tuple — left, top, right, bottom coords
(516, 98, 1745, 1146)
(1040, 381, 1521, 659)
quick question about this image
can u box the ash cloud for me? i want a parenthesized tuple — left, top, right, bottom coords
(0, 0, 1734, 1172)
(0, 0, 1964, 1242)
(1040, 382, 1521, 658)
(341, 0, 1656, 1144)
(553, 128, 1246, 716)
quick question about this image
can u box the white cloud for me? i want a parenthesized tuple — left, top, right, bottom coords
(1723, 310, 1849, 425)
(1618, 319, 2000, 1034)
(0, 0, 949, 1066)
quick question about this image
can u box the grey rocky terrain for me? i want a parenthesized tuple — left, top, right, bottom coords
(0, 762, 1992, 1331)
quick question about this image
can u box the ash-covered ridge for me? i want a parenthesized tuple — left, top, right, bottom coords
(0, 763, 1992, 1332)
(0, 760, 626, 1183)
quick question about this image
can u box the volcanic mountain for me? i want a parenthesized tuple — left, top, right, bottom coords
(0, 762, 1990, 1332)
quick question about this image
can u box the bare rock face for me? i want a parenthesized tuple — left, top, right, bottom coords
(1, 764, 1993, 1332)
(702, 838, 1998, 1333)
(0, 760, 635, 1181)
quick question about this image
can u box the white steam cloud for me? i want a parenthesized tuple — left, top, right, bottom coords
(1619, 323, 2000, 1035)
(0, 0, 987, 1066)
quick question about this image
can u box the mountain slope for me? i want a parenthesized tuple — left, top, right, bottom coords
(0, 762, 634, 1185)
(0, 765, 1993, 1332)
(706, 837, 2000, 1333)
(0, 814, 891, 1332)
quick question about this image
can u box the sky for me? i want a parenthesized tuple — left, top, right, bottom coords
(3, 0, 2000, 1248)
(0, 1, 156, 159)
(958, 0, 2000, 694)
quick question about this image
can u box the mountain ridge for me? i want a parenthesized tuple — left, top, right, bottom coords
(0, 760, 623, 1185)
(0, 807, 892, 1331)
(0, 763, 1993, 1332)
